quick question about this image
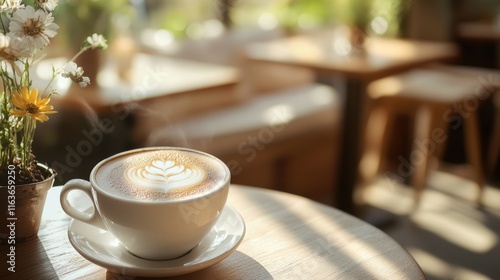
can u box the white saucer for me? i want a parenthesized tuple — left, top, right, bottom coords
(67, 205, 246, 277)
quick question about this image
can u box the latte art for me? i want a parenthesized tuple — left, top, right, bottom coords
(93, 148, 229, 201)
(125, 159, 206, 192)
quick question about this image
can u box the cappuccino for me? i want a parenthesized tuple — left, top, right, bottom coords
(93, 148, 229, 201)
(62, 147, 231, 260)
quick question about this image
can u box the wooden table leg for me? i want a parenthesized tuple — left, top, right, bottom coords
(336, 78, 366, 213)
(317, 74, 365, 214)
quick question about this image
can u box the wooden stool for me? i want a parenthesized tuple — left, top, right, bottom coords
(360, 64, 498, 207)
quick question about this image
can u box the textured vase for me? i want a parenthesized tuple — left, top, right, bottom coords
(0, 164, 56, 242)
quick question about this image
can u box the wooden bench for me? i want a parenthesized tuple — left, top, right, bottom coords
(146, 83, 342, 202)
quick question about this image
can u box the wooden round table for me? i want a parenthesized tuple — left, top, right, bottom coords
(0, 185, 424, 279)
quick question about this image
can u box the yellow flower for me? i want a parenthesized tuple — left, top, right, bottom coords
(10, 87, 57, 123)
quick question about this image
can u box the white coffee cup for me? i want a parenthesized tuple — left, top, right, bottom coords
(60, 147, 230, 260)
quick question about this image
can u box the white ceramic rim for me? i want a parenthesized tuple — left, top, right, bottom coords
(89, 146, 231, 204)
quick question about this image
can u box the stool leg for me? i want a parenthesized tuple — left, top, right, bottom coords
(358, 105, 390, 186)
(487, 102, 500, 174)
(411, 107, 433, 208)
(356, 105, 392, 207)
(464, 111, 485, 205)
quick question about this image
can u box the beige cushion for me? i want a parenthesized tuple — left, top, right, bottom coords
(368, 63, 500, 104)
(146, 83, 340, 156)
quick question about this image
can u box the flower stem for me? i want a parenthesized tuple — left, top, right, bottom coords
(21, 115, 36, 169)
(69, 46, 91, 63)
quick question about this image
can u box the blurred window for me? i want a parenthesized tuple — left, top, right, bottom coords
(136, 0, 407, 40)
(143, 0, 224, 40)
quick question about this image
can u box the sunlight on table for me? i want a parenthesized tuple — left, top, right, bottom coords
(408, 248, 490, 280)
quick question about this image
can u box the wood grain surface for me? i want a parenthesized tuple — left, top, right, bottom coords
(244, 30, 459, 81)
(0, 185, 424, 280)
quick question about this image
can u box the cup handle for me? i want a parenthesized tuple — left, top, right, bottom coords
(60, 179, 106, 229)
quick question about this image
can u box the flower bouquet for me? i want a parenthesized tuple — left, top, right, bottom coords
(0, 0, 107, 183)
(0, 0, 107, 240)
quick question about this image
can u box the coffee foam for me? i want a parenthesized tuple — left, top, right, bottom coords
(94, 149, 227, 201)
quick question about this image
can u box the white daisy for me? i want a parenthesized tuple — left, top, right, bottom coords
(86, 33, 108, 50)
(61, 61, 91, 87)
(0, 34, 15, 63)
(0, 0, 24, 13)
(78, 76, 91, 87)
(36, 0, 58, 11)
(0, 34, 31, 64)
(8, 5, 59, 49)
(7, 35, 32, 58)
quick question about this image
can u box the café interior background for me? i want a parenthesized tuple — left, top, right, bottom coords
(31, 1, 500, 278)
(38, 0, 500, 185)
